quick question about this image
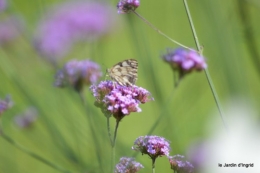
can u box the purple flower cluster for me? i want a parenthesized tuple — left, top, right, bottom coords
(14, 107, 38, 128)
(117, 0, 140, 14)
(0, 100, 8, 116)
(168, 155, 194, 173)
(0, 16, 23, 45)
(34, 1, 116, 61)
(0, 95, 13, 116)
(0, 0, 7, 12)
(187, 142, 207, 172)
(90, 81, 153, 121)
(132, 135, 171, 159)
(162, 48, 207, 77)
(55, 59, 102, 92)
(114, 157, 144, 173)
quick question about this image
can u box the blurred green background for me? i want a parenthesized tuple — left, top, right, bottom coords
(0, 0, 260, 172)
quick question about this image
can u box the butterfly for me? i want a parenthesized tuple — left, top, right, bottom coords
(106, 59, 138, 86)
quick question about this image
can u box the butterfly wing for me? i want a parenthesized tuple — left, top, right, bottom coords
(107, 59, 138, 86)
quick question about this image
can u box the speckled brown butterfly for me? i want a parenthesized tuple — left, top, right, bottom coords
(106, 59, 138, 86)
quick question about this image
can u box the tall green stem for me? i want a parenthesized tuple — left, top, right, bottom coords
(111, 145, 115, 173)
(182, 0, 227, 130)
(152, 158, 156, 173)
(112, 121, 120, 147)
(107, 117, 113, 146)
(107, 117, 114, 173)
(110, 120, 120, 173)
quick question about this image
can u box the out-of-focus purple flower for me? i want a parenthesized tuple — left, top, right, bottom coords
(0, 0, 7, 12)
(14, 107, 38, 128)
(90, 81, 153, 120)
(0, 95, 13, 117)
(162, 48, 207, 79)
(168, 155, 194, 173)
(0, 17, 23, 45)
(132, 135, 171, 160)
(114, 157, 144, 173)
(117, 0, 140, 14)
(55, 59, 102, 92)
(187, 142, 207, 172)
(34, 1, 116, 62)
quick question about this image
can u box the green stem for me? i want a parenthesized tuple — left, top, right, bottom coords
(112, 121, 120, 148)
(0, 130, 71, 173)
(107, 116, 113, 173)
(107, 117, 113, 146)
(152, 158, 156, 173)
(182, 0, 227, 130)
(132, 11, 193, 51)
(111, 120, 120, 173)
(111, 143, 115, 173)
(106, 116, 113, 173)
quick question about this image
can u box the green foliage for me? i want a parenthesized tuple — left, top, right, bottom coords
(1, 0, 260, 173)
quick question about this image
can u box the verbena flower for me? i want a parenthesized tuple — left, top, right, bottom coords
(117, 0, 140, 14)
(90, 81, 153, 121)
(0, 95, 13, 117)
(187, 142, 206, 172)
(168, 155, 194, 173)
(114, 157, 144, 173)
(54, 59, 102, 92)
(0, 16, 23, 45)
(162, 48, 207, 80)
(132, 135, 171, 160)
(34, 1, 116, 62)
(13, 107, 38, 128)
(0, 0, 7, 12)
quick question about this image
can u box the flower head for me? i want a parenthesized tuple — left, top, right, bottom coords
(117, 0, 140, 14)
(162, 48, 207, 80)
(90, 81, 153, 121)
(114, 157, 144, 173)
(0, 95, 13, 117)
(132, 135, 171, 160)
(168, 155, 194, 173)
(14, 107, 38, 128)
(0, 0, 7, 12)
(187, 142, 207, 172)
(55, 59, 102, 92)
(34, 1, 116, 62)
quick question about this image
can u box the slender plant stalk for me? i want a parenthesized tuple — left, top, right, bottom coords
(107, 117, 113, 146)
(112, 121, 120, 147)
(0, 122, 71, 173)
(152, 158, 156, 173)
(111, 146, 115, 173)
(132, 10, 194, 51)
(182, 0, 227, 130)
(106, 116, 114, 173)
(110, 120, 120, 173)
(106, 116, 115, 173)
(108, 119, 120, 173)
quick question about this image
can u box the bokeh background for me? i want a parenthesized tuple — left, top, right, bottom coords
(1, 0, 260, 172)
